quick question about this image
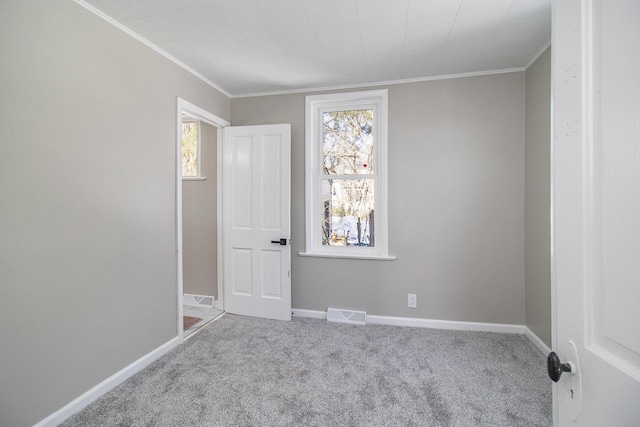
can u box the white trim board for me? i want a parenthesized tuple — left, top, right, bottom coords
(73, 0, 534, 100)
(34, 336, 181, 427)
(292, 309, 553, 354)
(73, 1, 543, 99)
(175, 97, 230, 341)
(292, 308, 328, 320)
(292, 309, 523, 334)
(233, 68, 525, 99)
(367, 315, 524, 334)
(524, 40, 552, 70)
(35, 312, 550, 426)
(73, 0, 232, 98)
(524, 326, 552, 356)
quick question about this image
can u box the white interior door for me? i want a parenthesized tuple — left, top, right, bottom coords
(552, 0, 640, 425)
(222, 124, 291, 321)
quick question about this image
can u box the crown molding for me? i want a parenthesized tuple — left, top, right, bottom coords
(73, 0, 232, 99)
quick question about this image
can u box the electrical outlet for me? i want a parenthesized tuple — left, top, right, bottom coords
(408, 293, 417, 308)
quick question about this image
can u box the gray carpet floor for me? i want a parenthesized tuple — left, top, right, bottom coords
(63, 314, 552, 426)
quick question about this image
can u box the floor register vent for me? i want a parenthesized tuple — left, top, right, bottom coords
(327, 307, 367, 325)
(184, 294, 215, 308)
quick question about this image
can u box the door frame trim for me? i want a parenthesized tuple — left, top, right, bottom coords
(176, 97, 230, 341)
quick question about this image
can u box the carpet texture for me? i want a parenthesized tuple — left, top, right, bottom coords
(183, 316, 203, 330)
(63, 315, 552, 426)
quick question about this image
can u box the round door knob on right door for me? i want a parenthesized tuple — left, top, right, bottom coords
(547, 351, 575, 382)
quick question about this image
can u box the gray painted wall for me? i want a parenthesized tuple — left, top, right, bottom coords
(0, 1, 549, 423)
(231, 72, 526, 324)
(182, 122, 218, 298)
(0, 1, 229, 426)
(524, 47, 552, 347)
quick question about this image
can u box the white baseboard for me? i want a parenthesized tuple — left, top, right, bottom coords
(524, 326, 552, 355)
(292, 308, 327, 320)
(34, 336, 181, 427)
(293, 309, 552, 355)
(35, 313, 549, 426)
(367, 314, 525, 334)
(292, 308, 524, 334)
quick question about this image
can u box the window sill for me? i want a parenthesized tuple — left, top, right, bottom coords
(298, 252, 396, 261)
(182, 176, 207, 181)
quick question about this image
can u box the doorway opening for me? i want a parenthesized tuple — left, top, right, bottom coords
(176, 97, 229, 340)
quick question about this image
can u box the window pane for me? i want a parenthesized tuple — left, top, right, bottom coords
(321, 179, 375, 247)
(182, 122, 198, 176)
(323, 110, 373, 175)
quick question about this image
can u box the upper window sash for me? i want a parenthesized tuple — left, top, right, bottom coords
(318, 105, 378, 178)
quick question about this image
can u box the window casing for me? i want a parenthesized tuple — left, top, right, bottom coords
(303, 90, 393, 260)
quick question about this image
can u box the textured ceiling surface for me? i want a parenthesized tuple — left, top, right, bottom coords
(81, 0, 551, 97)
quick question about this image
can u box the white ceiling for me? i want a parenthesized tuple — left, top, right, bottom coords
(80, 0, 551, 97)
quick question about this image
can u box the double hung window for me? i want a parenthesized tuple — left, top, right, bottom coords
(303, 90, 392, 260)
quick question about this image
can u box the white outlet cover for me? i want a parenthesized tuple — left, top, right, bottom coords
(408, 294, 417, 308)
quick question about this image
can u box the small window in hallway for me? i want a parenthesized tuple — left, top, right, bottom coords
(181, 115, 200, 177)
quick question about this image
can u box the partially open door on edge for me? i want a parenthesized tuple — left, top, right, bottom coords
(222, 124, 291, 321)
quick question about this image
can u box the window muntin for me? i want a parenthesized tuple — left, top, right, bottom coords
(304, 89, 391, 259)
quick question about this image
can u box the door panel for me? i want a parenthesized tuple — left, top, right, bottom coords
(261, 249, 282, 299)
(223, 124, 291, 321)
(595, 0, 640, 363)
(231, 248, 252, 296)
(260, 135, 283, 230)
(552, 0, 640, 424)
(231, 137, 252, 229)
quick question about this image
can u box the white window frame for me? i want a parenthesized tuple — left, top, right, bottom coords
(181, 117, 205, 181)
(301, 89, 394, 260)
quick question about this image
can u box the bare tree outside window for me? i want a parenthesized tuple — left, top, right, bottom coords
(321, 110, 375, 247)
(182, 122, 198, 177)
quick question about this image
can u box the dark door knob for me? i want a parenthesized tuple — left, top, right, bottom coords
(547, 351, 573, 382)
(270, 238, 287, 246)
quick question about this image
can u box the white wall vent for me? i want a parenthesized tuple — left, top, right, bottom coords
(327, 307, 367, 325)
(184, 293, 215, 308)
